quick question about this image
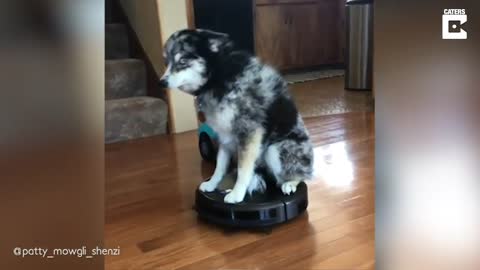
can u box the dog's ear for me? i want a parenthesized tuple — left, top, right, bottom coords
(199, 29, 234, 53)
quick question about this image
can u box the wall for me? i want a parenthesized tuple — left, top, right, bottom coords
(157, 0, 198, 133)
(119, 0, 164, 75)
(119, 0, 198, 133)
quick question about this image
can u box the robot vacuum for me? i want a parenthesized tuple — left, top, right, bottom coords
(194, 174, 308, 229)
(195, 121, 308, 229)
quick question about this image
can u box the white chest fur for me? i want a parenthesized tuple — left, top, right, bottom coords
(205, 105, 237, 147)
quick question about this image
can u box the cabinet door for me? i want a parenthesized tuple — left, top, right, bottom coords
(254, 5, 293, 70)
(337, 0, 346, 63)
(317, 0, 340, 64)
(288, 3, 321, 68)
(290, 2, 339, 67)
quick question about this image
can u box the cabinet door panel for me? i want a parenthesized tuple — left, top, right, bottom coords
(255, 2, 340, 70)
(289, 4, 321, 68)
(337, 0, 346, 63)
(290, 2, 338, 67)
(254, 5, 292, 70)
(317, 1, 339, 64)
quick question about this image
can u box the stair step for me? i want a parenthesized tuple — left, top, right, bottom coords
(106, 23, 129, 59)
(106, 97, 168, 143)
(105, 59, 147, 100)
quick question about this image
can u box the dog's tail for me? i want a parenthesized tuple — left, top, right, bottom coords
(246, 165, 274, 195)
(247, 173, 266, 195)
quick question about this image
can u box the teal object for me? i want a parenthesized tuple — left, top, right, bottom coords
(198, 123, 218, 141)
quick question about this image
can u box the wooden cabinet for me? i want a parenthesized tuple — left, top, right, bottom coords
(337, 0, 346, 63)
(254, 5, 293, 69)
(254, 0, 342, 71)
(290, 3, 329, 68)
(315, 0, 340, 64)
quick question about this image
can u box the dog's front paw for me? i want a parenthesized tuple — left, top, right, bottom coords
(199, 181, 217, 192)
(223, 189, 245, 204)
(281, 181, 298, 195)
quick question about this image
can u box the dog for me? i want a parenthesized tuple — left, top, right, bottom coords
(160, 29, 314, 204)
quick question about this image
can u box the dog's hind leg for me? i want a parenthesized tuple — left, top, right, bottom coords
(199, 145, 231, 192)
(281, 177, 302, 195)
(264, 144, 283, 182)
(265, 141, 313, 195)
(224, 128, 265, 204)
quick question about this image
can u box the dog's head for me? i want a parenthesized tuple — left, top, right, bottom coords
(159, 29, 234, 95)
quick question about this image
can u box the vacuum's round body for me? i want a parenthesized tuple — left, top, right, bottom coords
(195, 178, 308, 228)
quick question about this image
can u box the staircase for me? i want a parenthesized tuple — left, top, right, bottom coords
(105, 1, 168, 143)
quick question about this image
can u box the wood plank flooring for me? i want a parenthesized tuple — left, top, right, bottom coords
(105, 112, 375, 270)
(290, 77, 374, 118)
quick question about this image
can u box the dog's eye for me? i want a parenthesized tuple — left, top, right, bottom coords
(178, 58, 187, 65)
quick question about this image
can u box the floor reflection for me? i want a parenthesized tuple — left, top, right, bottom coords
(313, 141, 354, 187)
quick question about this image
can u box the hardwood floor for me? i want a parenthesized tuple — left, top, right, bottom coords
(290, 77, 374, 118)
(105, 112, 375, 270)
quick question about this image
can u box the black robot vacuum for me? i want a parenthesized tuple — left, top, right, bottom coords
(194, 174, 308, 229)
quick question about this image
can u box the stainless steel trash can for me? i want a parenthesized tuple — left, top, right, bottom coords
(345, 0, 373, 90)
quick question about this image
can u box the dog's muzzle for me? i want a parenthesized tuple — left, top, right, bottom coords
(158, 77, 168, 88)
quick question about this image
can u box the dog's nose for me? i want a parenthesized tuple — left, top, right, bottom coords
(158, 78, 168, 88)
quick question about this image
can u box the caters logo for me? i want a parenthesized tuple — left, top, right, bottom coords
(442, 9, 467, 39)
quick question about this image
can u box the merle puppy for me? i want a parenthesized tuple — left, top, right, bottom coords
(160, 29, 313, 204)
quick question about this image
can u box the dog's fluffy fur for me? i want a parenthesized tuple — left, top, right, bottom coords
(160, 29, 313, 204)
